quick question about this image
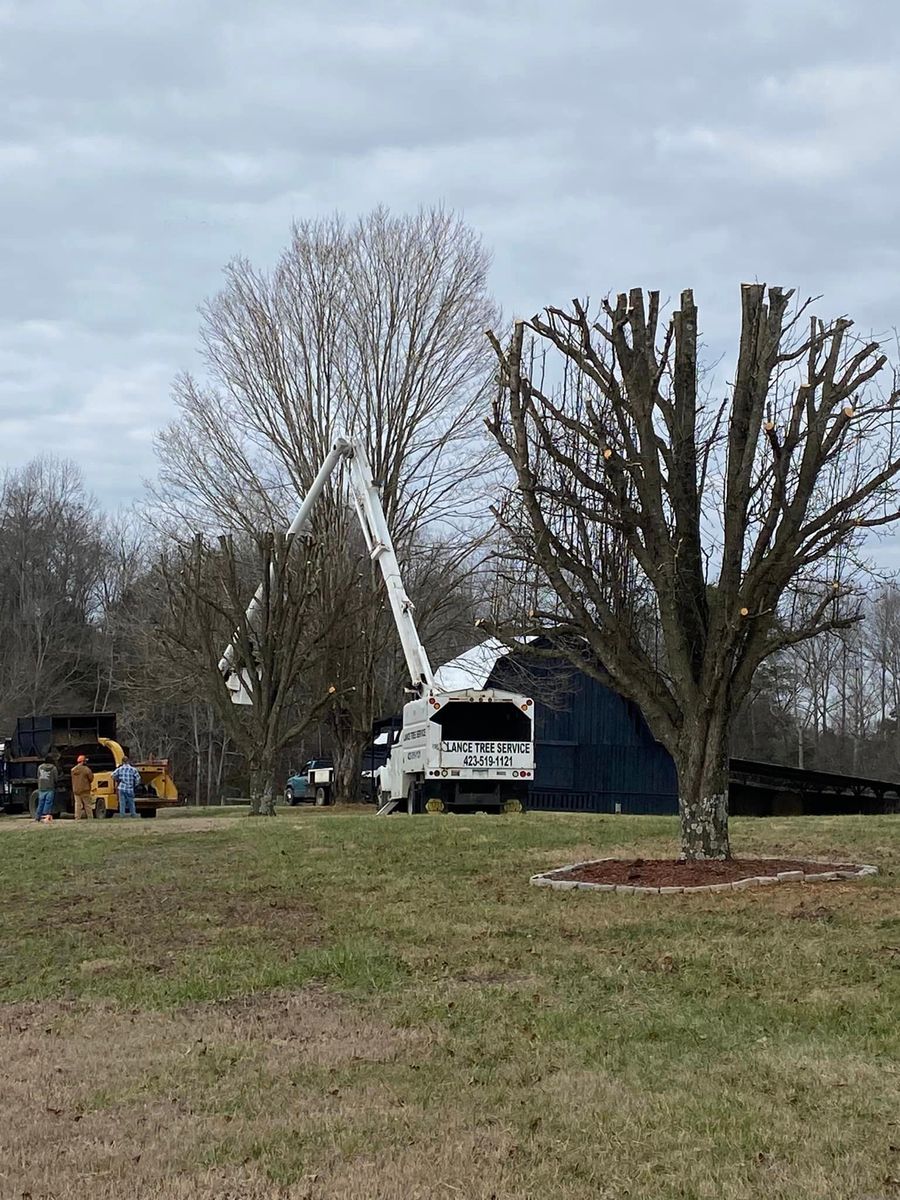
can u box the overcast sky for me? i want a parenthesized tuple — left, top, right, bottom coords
(2, 0, 898, 512)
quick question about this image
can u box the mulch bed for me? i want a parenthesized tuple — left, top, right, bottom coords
(547, 857, 859, 888)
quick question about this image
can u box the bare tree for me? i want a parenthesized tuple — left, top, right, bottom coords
(150, 206, 498, 799)
(869, 586, 900, 730)
(487, 286, 900, 858)
(0, 457, 108, 725)
(106, 556, 219, 800)
(865, 585, 900, 776)
(157, 531, 343, 815)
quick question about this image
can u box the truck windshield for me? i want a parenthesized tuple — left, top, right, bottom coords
(430, 702, 530, 743)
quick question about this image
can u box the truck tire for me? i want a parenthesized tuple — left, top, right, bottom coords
(314, 786, 328, 807)
(139, 808, 157, 819)
(95, 802, 112, 819)
(285, 786, 298, 806)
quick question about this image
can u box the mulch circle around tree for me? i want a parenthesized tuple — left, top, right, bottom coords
(531, 856, 877, 894)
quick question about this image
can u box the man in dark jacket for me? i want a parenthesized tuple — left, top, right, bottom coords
(35, 756, 58, 822)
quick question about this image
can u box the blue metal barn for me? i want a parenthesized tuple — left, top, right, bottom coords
(434, 640, 678, 815)
(432, 640, 900, 816)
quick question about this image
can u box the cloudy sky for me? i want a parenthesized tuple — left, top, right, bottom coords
(2, 0, 898, 510)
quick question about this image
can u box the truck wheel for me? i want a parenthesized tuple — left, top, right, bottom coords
(285, 786, 298, 806)
(95, 803, 111, 819)
(314, 786, 328, 807)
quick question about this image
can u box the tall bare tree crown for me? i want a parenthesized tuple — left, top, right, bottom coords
(487, 285, 900, 857)
(147, 206, 498, 806)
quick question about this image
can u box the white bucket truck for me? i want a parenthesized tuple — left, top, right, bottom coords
(220, 438, 535, 814)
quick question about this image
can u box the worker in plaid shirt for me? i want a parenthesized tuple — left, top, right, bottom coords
(111, 754, 141, 818)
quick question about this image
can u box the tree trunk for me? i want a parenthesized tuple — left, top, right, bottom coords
(248, 755, 278, 817)
(248, 768, 261, 816)
(676, 715, 731, 860)
(191, 702, 201, 808)
(332, 737, 364, 805)
(257, 775, 277, 817)
(216, 735, 229, 806)
(206, 705, 214, 806)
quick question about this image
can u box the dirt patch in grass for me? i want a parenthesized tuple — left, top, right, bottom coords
(0, 990, 429, 1199)
(319, 1127, 524, 1200)
(0, 814, 243, 834)
(546, 856, 863, 887)
(45, 884, 322, 957)
(452, 968, 538, 987)
(181, 987, 426, 1065)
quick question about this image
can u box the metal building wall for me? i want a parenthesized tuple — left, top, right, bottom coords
(489, 653, 678, 815)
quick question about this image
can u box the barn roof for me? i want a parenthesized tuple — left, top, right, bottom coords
(433, 637, 534, 691)
(433, 638, 510, 690)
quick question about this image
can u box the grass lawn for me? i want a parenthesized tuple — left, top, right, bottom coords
(1, 809, 898, 1199)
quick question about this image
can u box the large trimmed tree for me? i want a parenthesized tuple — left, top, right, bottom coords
(487, 286, 900, 858)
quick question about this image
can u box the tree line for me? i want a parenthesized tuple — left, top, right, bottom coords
(5, 452, 899, 804)
(4, 209, 900, 854)
(734, 586, 900, 779)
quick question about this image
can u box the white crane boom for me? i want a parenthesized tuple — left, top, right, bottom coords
(217, 437, 350, 699)
(218, 437, 433, 700)
(344, 442, 434, 694)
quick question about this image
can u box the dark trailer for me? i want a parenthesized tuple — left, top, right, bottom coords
(3, 713, 120, 813)
(729, 758, 900, 816)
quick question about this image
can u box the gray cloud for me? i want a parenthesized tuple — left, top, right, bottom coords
(1, 0, 898, 510)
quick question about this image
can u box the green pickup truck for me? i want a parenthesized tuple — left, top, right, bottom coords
(284, 759, 334, 806)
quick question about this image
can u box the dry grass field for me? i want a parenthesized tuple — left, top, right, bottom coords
(1, 808, 898, 1199)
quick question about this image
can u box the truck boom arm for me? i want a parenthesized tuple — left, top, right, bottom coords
(344, 443, 434, 693)
(219, 437, 434, 700)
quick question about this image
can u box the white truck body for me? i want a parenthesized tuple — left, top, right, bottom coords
(377, 687, 535, 814)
